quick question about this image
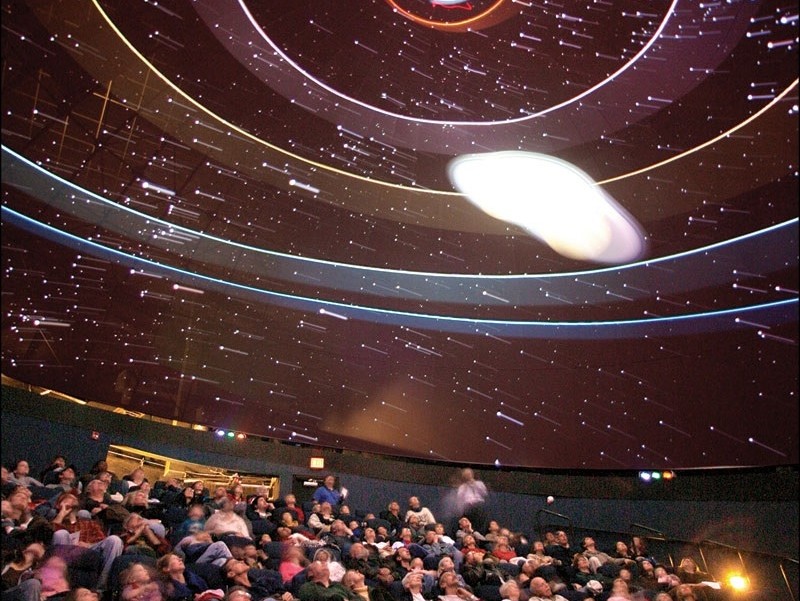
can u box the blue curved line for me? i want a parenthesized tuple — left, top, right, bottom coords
(3, 145, 795, 280)
(3, 205, 796, 340)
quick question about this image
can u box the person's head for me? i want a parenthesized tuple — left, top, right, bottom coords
(674, 584, 698, 601)
(618, 567, 632, 582)
(129, 490, 149, 507)
(65, 588, 100, 601)
(230, 541, 258, 561)
(130, 468, 146, 482)
(342, 569, 366, 590)
(226, 587, 252, 601)
(487, 520, 500, 533)
(679, 557, 697, 571)
(86, 479, 106, 496)
(223, 559, 249, 580)
(314, 548, 332, 563)
(460, 468, 475, 482)
(339, 505, 351, 516)
(529, 577, 552, 598)
(349, 542, 369, 560)
(653, 565, 668, 578)
(121, 582, 162, 601)
(573, 554, 590, 571)
(464, 551, 481, 566)
(653, 594, 673, 601)
(410, 557, 424, 570)
(55, 492, 80, 513)
(640, 559, 654, 573)
(533, 540, 546, 553)
(181, 486, 195, 499)
(230, 484, 244, 498)
(98, 471, 113, 485)
(388, 500, 400, 513)
(21, 541, 47, 565)
(192, 480, 205, 493)
(499, 580, 520, 600)
(307, 561, 330, 583)
(437, 556, 454, 573)
(376, 566, 394, 585)
(186, 504, 205, 521)
(615, 541, 629, 555)
(58, 466, 76, 483)
(611, 578, 629, 595)
(402, 571, 424, 591)
(408, 496, 421, 509)
(284, 493, 297, 505)
(407, 514, 420, 527)
(13, 460, 30, 476)
(323, 475, 336, 489)
(424, 529, 437, 544)
(555, 530, 568, 545)
(582, 536, 597, 550)
(320, 501, 333, 514)
(396, 546, 411, 561)
(438, 570, 458, 591)
(214, 486, 227, 499)
(282, 545, 306, 564)
(121, 562, 154, 587)
(156, 553, 184, 577)
(462, 534, 476, 548)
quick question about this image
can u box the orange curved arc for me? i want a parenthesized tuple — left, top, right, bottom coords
(385, 0, 510, 31)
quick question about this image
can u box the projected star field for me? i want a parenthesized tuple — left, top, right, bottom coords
(1, 0, 797, 469)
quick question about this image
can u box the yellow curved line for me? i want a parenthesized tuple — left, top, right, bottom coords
(89, 0, 455, 196)
(598, 79, 799, 185)
(91, 0, 796, 197)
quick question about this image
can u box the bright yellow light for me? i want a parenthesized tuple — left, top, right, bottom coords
(727, 574, 748, 591)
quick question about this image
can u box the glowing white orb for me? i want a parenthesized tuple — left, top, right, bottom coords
(546, 495, 555, 504)
(448, 151, 647, 264)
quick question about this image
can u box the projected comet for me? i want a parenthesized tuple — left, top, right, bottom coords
(448, 152, 648, 264)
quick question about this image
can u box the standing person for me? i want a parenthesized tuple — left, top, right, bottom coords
(312, 475, 346, 507)
(454, 469, 488, 534)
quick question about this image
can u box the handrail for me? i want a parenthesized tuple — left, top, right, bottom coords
(535, 508, 573, 544)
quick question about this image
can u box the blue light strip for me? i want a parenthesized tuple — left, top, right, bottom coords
(3, 205, 796, 339)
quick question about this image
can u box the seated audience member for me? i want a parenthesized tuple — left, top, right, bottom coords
(421, 529, 461, 570)
(157, 552, 217, 600)
(607, 577, 632, 600)
(455, 518, 486, 545)
(526, 576, 572, 601)
(307, 502, 337, 536)
(435, 557, 466, 589)
(487, 535, 518, 564)
(174, 531, 233, 566)
(401, 571, 431, 601)
(279, 493, 305, 525)
(279, 545, 309, 584)
(45, 465, 78, 494)
(189, 481, 209, 503)
(406, 515, 427, 543)
(499, 579, 521, 601)
(612, 542, 637, 566)
(39, 456, 67, 486)
(321, 519, 357, 555)
(675, 557, 710, 585)
(204, 498, 252, 540)
(81, 478, 128, 534)
(172, 504, 207, 540)
(405, 497, 436, 528)
(118, 561, 160, 601)
(484, 521, 502, 546)
(206, 487, 230, 513)
(1, 541, 46, 590)
(49, 491, 123, 591)
(344, 543, 383, 581)
(170, 485, 204, 510)
(436, 570, 477, 601)
(229, 539, 269, 570)
(246, 496, 277, 538)
(8, 460, 44, 489)
(223, 558, 291, 601)
(228, 484, 247, 506)
(35, 555, 73, 599)
(123, 489, 165, 526)
(3, 487, 53, 548)
(653, 565, 681, 592)
(342, 568, 396, 601)
(570, 554, 612, 593)
(121, 512, 171, 558)
(379, 501, 404, 537)
(581, 537, 629, 577)
(225, 586, 252, 601)
(313, 547, 346, 583)
(460, 549, 505, 589)
(122, 468, 149, 493)
(298, 560, 356, 601)
(629, 538, 655, 566)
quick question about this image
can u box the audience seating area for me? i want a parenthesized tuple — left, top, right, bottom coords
(0, 456, 772, 601)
